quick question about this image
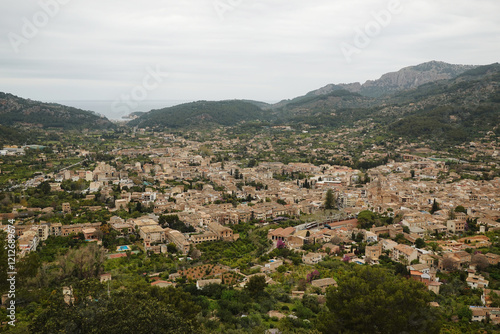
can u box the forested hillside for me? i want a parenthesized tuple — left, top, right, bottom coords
(128, 100, 271, 129)
(0, 93, 114, 130)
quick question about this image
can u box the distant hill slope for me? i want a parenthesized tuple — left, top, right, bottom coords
(386, 63, 500, 142)
(272, 89, 377, 119)
(280, 63, 500, 143)
(240, 100, 272, 109)
(128, 62, 499, 145)
(300, 61, 477, 99)
(122, 111, 146, 120)
(128, 100, 271, 129)
(0, 93, 114, 129)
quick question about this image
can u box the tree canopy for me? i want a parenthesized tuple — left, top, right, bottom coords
(324, 189, 336, 210)
(318, 266, 441, 334)
(245, 275, 267, 297)
(30, 284, 200, 334)
(430, 199, 441, 214)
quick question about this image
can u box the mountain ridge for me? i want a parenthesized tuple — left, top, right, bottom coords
(0, 92, 115, 130)
(2, 61, 497, 148)
(127, 100, 271, 129)
(305, 60, 477, 98)
(129, 63, 500, 145)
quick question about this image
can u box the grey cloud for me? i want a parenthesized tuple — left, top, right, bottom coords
(0, 0, 499, 111)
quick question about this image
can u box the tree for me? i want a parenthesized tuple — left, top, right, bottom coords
(245, 275, 267, 296)
(159, 215, 194, 233)
(248, 159, 257, 168)
(302, 294, 321, 314)
(415, 238, 426, 249)
(277, 198, 287, 205)
(277, 265, 287, 273)
(357, 210, 377, 229)
(489, 291, 500, 307)
(455, 205, 466, 213)
(318, 266, 441, 334)
(306, 270, 320, 283)
(456, 305, 472, 322)
(30, 286, 200, 333)
(17, 251, 40, 284)
(471, 253, 489, 271)
(55, 243, 105, 281)
(167, 243, 177, 253)
(441, 257, 458, 271)
(331, 236, 342, 245)
(430, 199, 440, 214)
(427, 242, 442, 253)
(0, 231, 9, 293)
(37, 181, 51, 195)
(324, 189, 335, 210)
(355, 232, 364, 243)
(297, 278, 307, 291)
(465, 218, 479, 233)
(394, 233, 406, 244)
(189, 247, 201, 260)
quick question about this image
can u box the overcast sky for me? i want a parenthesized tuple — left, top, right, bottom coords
(1, 0, 499, 114)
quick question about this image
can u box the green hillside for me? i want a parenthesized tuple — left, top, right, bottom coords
(273, 89, 375, 114)
(125, 62, 499, 146)
(0, 93, 114, 130)
(128, 100, 271, 129)
(386, 64, 500, 143)
(271, 64, 500, 144)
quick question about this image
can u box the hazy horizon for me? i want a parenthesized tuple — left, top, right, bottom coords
(1, 1, 499, 104)
(47, 98, 281, 120)
(49, 99, 193, 120)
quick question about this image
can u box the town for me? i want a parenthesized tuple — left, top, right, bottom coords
(1, 127, 499, 332)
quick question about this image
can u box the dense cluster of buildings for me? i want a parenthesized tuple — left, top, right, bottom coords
(1, 144, 500, 305)
(2, 147, 500, 259)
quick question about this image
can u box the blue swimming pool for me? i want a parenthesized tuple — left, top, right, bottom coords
(117, 245, 131, 251)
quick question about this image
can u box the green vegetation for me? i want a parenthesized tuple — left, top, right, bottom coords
(0, 125, 39, 147)
(0, 92, 115, 130)
(245, 275, 267, 297)
(324, 189, 335, 210)
(30, 285, 200, 333)
(129, 100, 271, 129)
(0, 61, 499, 333)
(389, 104, 499, 144)
(318, 266, 441, 334)
(159, 215, 195, 233)
(356, 210, 394, 229)
(430, 199, 441, 214)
